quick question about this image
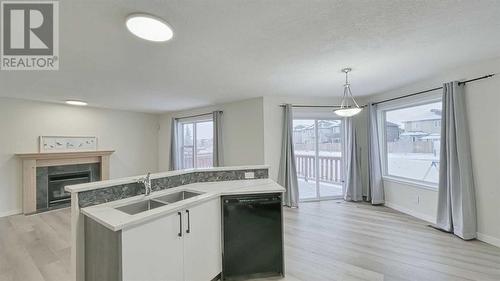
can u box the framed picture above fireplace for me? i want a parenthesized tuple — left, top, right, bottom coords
(39, 136, 98, 153)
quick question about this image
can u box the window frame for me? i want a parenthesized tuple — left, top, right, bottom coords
(177, 114, 214, 169)
(292, 113, 347, 202)
(377, 92, 442, 189)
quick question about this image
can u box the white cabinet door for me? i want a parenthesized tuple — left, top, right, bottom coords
(183, 198, 222, 281)
(121, 212, 184, 281)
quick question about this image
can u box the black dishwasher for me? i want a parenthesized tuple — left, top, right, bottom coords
(222, 193, 284, 280)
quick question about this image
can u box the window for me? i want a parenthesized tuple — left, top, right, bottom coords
(178, 117, 213, 169)
(381, 99, 442, 186)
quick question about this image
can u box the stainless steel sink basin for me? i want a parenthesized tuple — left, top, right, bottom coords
(116, 199, 166, 215)
(115, 191, 202, 215)
(153, 191, 201, 204)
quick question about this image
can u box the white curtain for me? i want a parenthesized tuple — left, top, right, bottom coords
(278, 104, 299, 207)
(169, 118, 179, 171)
(343, 117, 363, 202)
(367, 103, 385, 204)
(213, 111, 224, 167)
(436, 81, 477, 240)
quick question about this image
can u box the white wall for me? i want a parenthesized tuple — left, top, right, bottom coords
(158, 97, 265, 171)
(367, 57, 500, 246)
(383, 180, 439, 223)
(0, 98, 159, 216)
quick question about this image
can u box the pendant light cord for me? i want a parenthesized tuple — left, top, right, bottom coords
(340, 69, 360, 109)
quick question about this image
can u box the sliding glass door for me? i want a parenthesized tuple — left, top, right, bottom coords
(293, 118, 344, 201)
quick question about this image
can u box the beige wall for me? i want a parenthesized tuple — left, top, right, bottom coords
(158, 97, 265, 171)
(0, 98, 159, 216)
(367, 57, 500, 246)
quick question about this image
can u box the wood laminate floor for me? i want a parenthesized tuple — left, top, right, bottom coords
(1, 201, 500, 281)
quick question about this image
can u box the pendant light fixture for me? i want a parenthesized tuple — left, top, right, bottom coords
(334, 68, 363, 117)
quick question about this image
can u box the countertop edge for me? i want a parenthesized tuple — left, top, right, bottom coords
(81, 179, 284, 232)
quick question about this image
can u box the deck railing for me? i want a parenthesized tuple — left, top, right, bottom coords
(181, 148, 213, 168)
(295, 154, 343, 184)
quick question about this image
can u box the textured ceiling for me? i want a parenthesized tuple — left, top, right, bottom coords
(2, 0, 500, 113)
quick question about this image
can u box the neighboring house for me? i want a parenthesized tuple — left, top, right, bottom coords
(398, 117, 441, 143)
(402, 118, 441, 135)
(399, 108, 442, 142)
(388, 109, 441, 154)
(318, 120, 341, 143)
(293, 120, 341, 144)
(293, 124, 313, 144)
(385, 121, 401, 142)
(399, 131, 429, 142)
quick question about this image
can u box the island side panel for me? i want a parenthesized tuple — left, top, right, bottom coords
(71, 192, 85, 281)
(85, 216, 121, 281)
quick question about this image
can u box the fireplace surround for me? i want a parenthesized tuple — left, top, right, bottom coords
(16, 150, 114, 214)
(36, 164, 100, 211)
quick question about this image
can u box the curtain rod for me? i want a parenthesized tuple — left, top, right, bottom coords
(279, 73, 496, 108)
(278, 104, 343, 108)
(174, 111, 222, 120)
(372, 74, 495, 105)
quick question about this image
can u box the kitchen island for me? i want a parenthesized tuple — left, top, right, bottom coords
(65, 165, 284, 281)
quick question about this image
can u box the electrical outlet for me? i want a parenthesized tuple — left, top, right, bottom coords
(244, 172, 255, 179)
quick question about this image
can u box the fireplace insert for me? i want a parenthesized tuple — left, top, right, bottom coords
(48, 171, 91, 207)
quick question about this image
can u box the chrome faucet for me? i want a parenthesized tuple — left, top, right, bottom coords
(138, 172, 152, 196)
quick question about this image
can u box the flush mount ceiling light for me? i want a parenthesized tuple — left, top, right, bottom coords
(126, 14, 173, 42)
(65, 100, 88, 106)
(334, 68, 363, 117)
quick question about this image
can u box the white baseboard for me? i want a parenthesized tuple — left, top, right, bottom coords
(477, 232, 500, 248)
(384, 202, 500, 248)
(0, 209, 22, 218)
(384, 201, 436, 224)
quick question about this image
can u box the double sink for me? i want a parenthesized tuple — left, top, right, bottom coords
(116, 191, 201, 215)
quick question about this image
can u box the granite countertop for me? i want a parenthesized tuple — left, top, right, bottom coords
(81, 178, 285, 231)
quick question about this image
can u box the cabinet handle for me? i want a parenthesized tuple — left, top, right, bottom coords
(177, 212, 182, 237)
(186, 210, 191, 234)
